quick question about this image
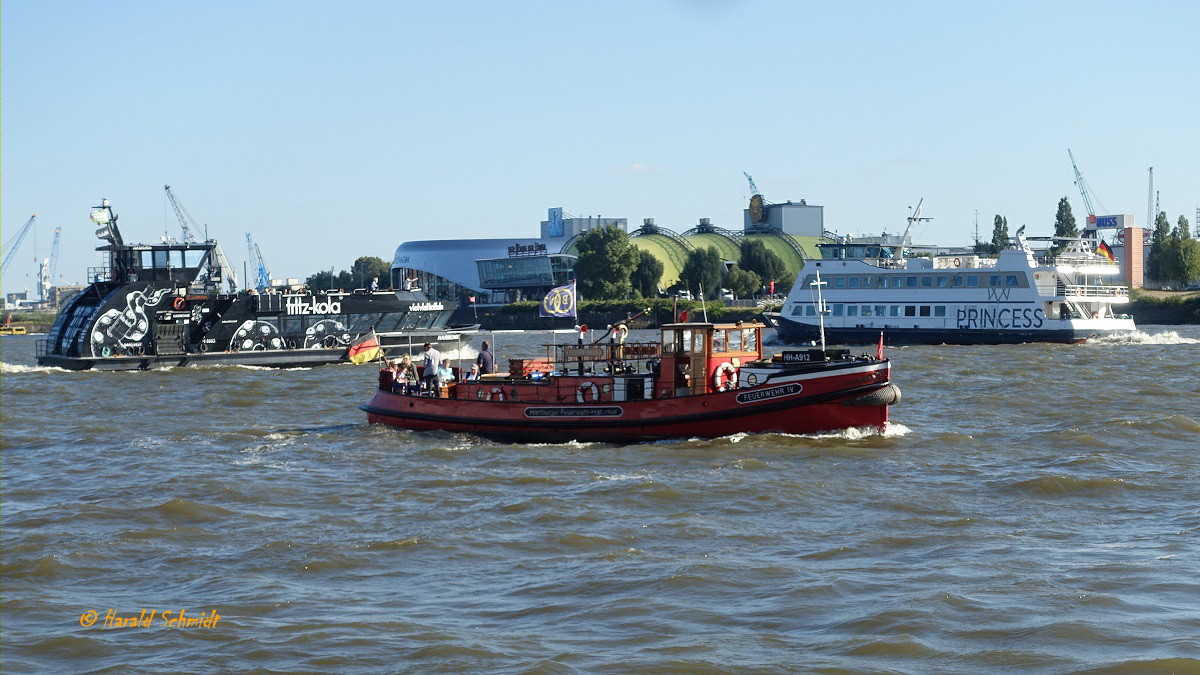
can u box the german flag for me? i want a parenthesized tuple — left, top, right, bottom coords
(1097, 240, 1116, 263)
(347, 329, 383, 365)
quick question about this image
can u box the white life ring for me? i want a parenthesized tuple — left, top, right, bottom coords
(952, 257, 962, 268)
(712, 362, 737, 392)
(486, 386, 505, 401)
(616, 324, 629, 344)
(576, 381, 599, 403)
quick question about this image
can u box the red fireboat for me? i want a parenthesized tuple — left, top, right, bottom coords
(361, 320, 899, 443)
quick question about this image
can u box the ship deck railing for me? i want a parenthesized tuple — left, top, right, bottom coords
(1058, 284, 1129, 298)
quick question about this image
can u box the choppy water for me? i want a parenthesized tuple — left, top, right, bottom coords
(3, 327, 1200, 673)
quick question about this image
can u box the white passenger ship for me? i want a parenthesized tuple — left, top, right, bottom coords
(775, 229, 1136, 345)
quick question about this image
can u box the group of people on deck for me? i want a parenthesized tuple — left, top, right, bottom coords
(378, 340, 494, 396)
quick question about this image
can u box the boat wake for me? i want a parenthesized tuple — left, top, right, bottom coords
(0, 363, 73, 374)
(1089, 330, 1200, 345)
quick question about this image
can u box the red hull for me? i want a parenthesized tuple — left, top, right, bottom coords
(361, 361, 894, 443)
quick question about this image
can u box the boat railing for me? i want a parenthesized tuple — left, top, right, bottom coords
(1059, 284, 1128, 298)
(551, 340, 662, 369)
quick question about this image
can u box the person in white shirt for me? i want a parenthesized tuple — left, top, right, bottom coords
(420, 342, 441, 393)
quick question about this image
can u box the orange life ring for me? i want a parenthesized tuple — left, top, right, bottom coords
(486, 387, 505, 401)
(173, 297, 186, 310)
(576, 381, 599, 403)
(712, 362, 737, 392)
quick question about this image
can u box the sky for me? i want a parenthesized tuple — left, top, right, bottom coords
(3, 0, 1198, 292)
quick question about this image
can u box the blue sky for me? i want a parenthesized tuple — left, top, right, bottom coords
(4, 1, 1198, 290)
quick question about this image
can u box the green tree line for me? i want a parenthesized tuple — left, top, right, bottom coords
(305, 256, 392, 291)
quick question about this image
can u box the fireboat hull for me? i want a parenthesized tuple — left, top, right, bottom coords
(361, 365, 896, 443)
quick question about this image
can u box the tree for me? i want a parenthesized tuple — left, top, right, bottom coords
(724, 264, 761, 299)
(738, 239, 785, 283)
(678, 246, 725, 299)
(1147, 211, 1172, 281)
(351, 256, 392, 289)
(572, 225, 639, 300)
(775, 270, 797, 296)
(630, 249, 664, 298)
(1156, 215, 1200, 286)
(1050, 197, 1078, 256)
(989, 215, 1009, 254)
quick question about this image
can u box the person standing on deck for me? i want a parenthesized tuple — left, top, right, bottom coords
(476, 340, 494, 376)
(420, 342, 441, 393)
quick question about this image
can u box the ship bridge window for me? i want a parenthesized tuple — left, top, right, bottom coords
(848, 277, 861, 288)
(727, 329, 742, 352)
(1006, 274, 1020, 287)
(790, 304, 805, 316)
(966, 276, 979, 287)
(888, 276, 902, 288)
(874, 305, 886, 316)
(713, 330, 725, 352)
(744, 329, 757, 352)
(934, 306, 946, 317)
(861, 305, 872, 317)
(350, 313, 383, 333)
(989, 275, 1002, 287)
(953, 275, 964, 287)
(906, 276, 918, 288)
(834, 277, 846, 288)
(889, 306, 901, 317)
(831, 304, 844, 316)
(847, 305, 859, 317)
(921, 276, 933, 287)
(184, 250, 206, 269)
(937, 276, 949, 288)
(805, 305, 816, 316)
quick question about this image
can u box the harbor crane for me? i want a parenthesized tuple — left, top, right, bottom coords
(245, 233, 271, 292)
(163, 185, 239, 292)
(2, 214, 38, 276)
(38, 227, 62, 301)
(896, 198, 932, 256)
(1067, 149, 1109, 226)
(164, 184, 199, 244)
(743, 172, 762, 198)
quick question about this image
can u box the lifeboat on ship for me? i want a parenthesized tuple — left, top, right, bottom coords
(360, 320, 900, 443)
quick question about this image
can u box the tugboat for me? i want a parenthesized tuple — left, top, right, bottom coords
(360, 318, 900, 443)
(36, 198, 475, 370)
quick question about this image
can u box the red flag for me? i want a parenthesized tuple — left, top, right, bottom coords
(468, 295, 476, 303)
(680, 310, 689, 322)
(876, 332, 884, 360)
(769, 280, 775, 294)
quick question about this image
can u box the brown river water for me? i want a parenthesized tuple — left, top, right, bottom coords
(3, 327, 1199, 673)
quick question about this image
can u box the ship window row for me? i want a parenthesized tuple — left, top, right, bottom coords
(792, 303, 948, 318)
(808, 273, 1026, 289)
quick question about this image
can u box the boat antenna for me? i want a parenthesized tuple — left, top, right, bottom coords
(811, 270, 828, 352)
(699, 283, 709, 322)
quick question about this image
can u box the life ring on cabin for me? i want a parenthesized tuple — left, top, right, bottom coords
(712, 362, 737, 391)
(576, 381, 600, 403)
(486, 387, 505, 401)
(952, 257, 962, 268)
(173, 297, 186, 310)
(616, 324, 629, 344)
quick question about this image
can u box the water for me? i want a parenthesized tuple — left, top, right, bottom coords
(3, 327, 1199, 672)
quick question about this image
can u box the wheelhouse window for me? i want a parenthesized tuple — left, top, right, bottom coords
(966, 276, 979, 287)
(937, 276, 949, 288)
(989, 275, 1002, 287)
(1006, 274, 1020, 287)
(888, 276, 902, 288)
(906, 276, 918, 288)
(921, 276, 933, 287)
(848, 277, 861, 288)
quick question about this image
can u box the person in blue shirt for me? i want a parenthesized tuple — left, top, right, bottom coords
(476, 340, 494, 375)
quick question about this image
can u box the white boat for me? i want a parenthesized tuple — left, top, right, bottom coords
(775, 227, 1137, 345)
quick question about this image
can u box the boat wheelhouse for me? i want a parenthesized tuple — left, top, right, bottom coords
(361, 319, 900, 443)
(775, 230, 1136, 345)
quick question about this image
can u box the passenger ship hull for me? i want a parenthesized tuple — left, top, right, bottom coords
(776, 315, 1133, 345)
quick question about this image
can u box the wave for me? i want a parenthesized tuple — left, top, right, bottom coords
(0, 363, 73, 374)
(1088, 329, 1200, 345)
